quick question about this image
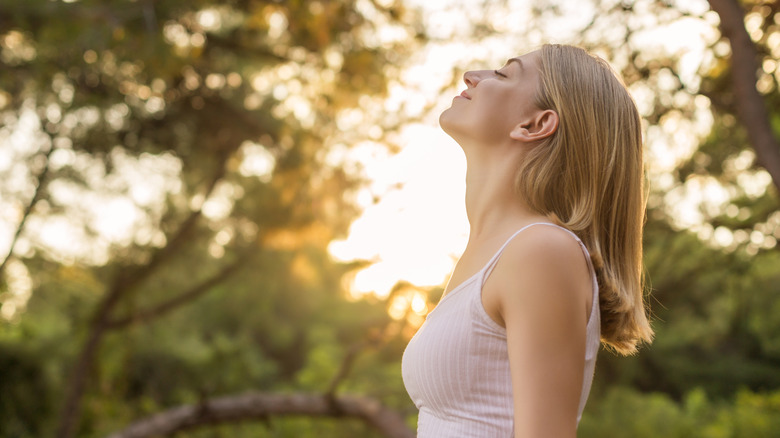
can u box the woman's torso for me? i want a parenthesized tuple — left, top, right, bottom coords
(401, 223, 601, 437)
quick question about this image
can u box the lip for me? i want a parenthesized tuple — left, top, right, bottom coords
(458, 90, 471, 100)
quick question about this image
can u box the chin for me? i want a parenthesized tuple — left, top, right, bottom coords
(441, 114, 481, 151)
(439, 108, 460, 138)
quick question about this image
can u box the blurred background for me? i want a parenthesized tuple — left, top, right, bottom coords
(1, 0, 779, 437)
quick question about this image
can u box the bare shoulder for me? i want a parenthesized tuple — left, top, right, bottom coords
(493, 224, 589, 285)
(482, 224, 591, 326)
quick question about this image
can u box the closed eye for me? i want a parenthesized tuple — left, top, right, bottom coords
(494, 70, 507, 78)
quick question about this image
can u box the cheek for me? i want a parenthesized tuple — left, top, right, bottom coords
(476, 93, 518, 130)
(439, 87, 520, 141)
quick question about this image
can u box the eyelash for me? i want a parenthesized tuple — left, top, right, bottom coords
(494, 70, 507, 78)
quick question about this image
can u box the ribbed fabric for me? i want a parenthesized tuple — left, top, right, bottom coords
(401, 223, 601, 437)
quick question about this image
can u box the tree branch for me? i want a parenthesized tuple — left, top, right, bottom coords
(119, 165, 223, 292)
(708, 0, 780, 194)
(105, 392, 415, 438)
(324, 341, 368, 399)
(0, 144, 55, 277)
(105, 254, 248, 330)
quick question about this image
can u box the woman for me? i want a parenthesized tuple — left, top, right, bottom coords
(401, 44, 654, 437)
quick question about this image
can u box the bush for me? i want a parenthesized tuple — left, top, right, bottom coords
(579, 386, 780, 438)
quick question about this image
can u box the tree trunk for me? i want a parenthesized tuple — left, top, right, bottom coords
(708, 0, 780, 195)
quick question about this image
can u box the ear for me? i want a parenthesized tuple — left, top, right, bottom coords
(509, 109, 559, 143)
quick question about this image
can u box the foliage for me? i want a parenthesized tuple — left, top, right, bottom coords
(592, 217, 780, 400)
(580, 386, 780, 438)
(0, 0, 422, 436)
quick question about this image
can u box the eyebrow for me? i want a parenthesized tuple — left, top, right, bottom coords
(506, 57, 524, 71)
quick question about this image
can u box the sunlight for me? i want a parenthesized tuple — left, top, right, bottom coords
(239, 141, 276, 183)
(0, 258, 32, 321)
(328, 122, 469, 298)
(0, 0, 764, 315)
(411, 293, 428, 315)
(329, 0, 734, 303)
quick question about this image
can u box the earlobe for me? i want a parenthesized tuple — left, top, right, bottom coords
(510, 110, 559, 142)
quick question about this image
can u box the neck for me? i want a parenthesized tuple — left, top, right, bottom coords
(463, 147, 544, 242)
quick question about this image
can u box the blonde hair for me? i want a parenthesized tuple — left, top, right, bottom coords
(515, 44, 653, 354)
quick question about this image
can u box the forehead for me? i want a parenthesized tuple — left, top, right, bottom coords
(507, 51, 540, 69)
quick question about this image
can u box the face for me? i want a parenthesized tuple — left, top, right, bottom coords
(440, 51, 545, 147)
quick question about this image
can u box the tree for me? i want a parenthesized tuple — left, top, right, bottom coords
(0, 0, 425, 436)
(707, 0, 780, 193)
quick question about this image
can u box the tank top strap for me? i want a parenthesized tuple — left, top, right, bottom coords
(481, 222, 596, 290)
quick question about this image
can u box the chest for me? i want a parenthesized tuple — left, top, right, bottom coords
(402, 283, 513, 412)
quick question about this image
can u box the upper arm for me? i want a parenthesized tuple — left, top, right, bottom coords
(484, 227, 590, 438)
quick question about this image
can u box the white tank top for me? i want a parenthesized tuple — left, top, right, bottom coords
(401, 223, 600, 437)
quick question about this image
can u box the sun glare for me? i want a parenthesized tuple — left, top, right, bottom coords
(328, 122, 469, 298)
(1, 0, 764, 320)
(328, 0, 767, 305)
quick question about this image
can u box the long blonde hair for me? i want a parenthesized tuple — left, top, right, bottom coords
(515, 44, 653, 354)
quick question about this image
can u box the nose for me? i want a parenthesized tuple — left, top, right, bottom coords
(463, 69, 493, 88)
(463, 70, 485, 88)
